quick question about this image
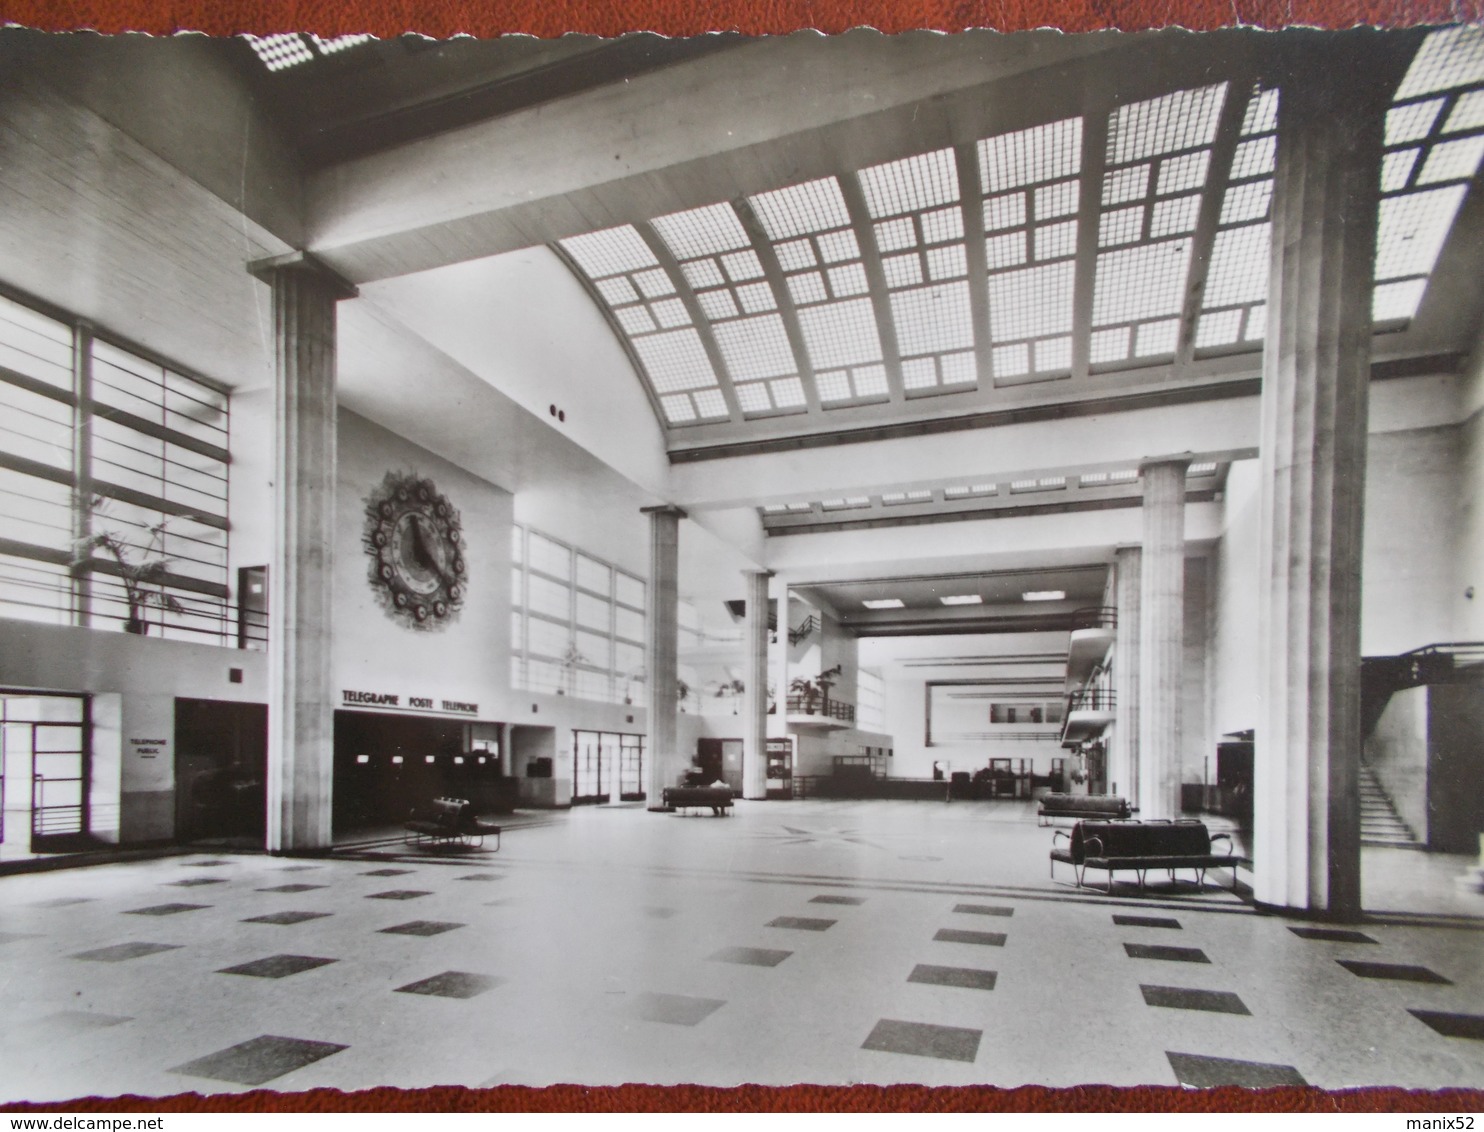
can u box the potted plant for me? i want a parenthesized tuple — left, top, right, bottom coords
(556, 643, 587, 695)
(71, 498, 189, 635)
(676, 678, 692, 713)
(789, 676, 820, 714)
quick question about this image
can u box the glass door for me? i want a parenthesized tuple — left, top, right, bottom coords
(619, 734, 645, 801)
(572, 730, 605, 805)
(1, 693, 91, 854)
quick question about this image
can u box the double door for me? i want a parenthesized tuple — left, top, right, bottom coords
(572, 731, 646, 804)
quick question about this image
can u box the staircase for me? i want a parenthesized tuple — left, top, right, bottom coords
(1359, 762, 1422, 849)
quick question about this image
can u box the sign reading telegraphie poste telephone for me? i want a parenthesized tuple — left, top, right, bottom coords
(341, 690, 478, 716)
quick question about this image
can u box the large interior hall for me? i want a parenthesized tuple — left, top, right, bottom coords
(1, 25, 1483, 1100)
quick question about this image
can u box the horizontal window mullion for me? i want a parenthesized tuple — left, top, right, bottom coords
(91, 403, 230, 464)
(0, 537, 72, 567)
(91, 478, 228, 530)
(0, 449, 75, 489)
(0, 362, 76, 408)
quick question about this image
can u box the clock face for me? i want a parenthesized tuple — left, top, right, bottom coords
(364, 473, 467, 628)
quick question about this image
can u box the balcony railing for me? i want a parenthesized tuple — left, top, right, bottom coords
(786, 693, 855, 722)
(1066, 687, 1116, 713)
(1069, 606, 1118, 631)
(0, 562, 264, 649)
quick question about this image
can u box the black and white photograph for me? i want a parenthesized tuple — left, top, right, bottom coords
(0, 21, 1482, 1103)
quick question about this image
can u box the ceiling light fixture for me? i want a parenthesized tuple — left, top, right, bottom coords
(862, 598, 905, 609)
(940, 595, 983, 605)
(1022, 590, 1066, 602)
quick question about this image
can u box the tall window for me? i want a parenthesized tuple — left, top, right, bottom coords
(0, 290, 232, 642)
(510, 525, 645, 703)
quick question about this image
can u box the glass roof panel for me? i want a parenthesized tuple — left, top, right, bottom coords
(986, 261, 1074, 341)
(560, 225, 658, 278)
(651, 203, 752, 260)
(797, 299, 883, 370)
(631, 329, 717, 392)
(890, 282, 975, 357)
(1447, 89, 1484, 132)
(1394, 26, 1484, 100)
(978, 117, 1083, 194)
(712, 315, 796, 382)
(1107, 84, 1227, 165)
(245, 33, 316, 71)
(858, 148, 960, 218)
(749, 177, 852, 239)
(1204, 224, 1270, 308)
(1374, 186, 1468, 280)
(1092, 240, 1193, 325)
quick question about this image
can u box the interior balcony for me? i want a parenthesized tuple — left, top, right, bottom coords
(1061, 688, 1116, 747)
(1065, 607, 1116, 691)
(786, 693, 856, 731)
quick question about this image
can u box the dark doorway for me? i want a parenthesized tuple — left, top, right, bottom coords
(174, 698, 267, 847)
(333, 711, 510, 834)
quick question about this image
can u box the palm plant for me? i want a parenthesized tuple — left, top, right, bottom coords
(71, 497, 187, 635)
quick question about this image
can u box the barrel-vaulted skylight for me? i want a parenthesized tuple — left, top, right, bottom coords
(557, 29, 1484, 438)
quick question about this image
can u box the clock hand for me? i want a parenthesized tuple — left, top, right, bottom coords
(411, 515, 454, 586)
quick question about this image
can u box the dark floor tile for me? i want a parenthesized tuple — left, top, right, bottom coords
(277, 866, 322, 873)
(810, 894, 865, 906)
(218, 954, 338, 979)
(767, 916, 836, 932)
(1166, 1051, 1307, 1088)
(184, 860, 232, 867)
(1141, 985, 1250, 1015)
(379, 920, 465, 937)
(366, 890, 433, 901)
(953, 904, 1014, 917)
(862, 1018, 981, 1063)
(708, 946, 793, 968)
(643, 907, 677, 919)
(908, 963, 997, 991)
(626, 991, 725, 1026)
(14, 1011, 132, 1039)
(124, 903, 210, 917)
(166, 877, 228, 887)
(1409, 1010, 1484, 1041)
(169, 1035, 347, 1087)
(1113, 915, 1182, 930)
(1337, 959, 1451, 985)
(395, 971, 504, 999)
(33, 897, 95, 908)
(361, 868, 414, 878)
(933, 928, 1006, 947)
(242, 911, 333, 926)
(1289, 927, 1378, 944)
(0, 932, 38, 945)
(456, 873, 503, 882)
(256, 884, 326, 894)
(1124, 942, 1210, 964)
(71, 942, 182, 962)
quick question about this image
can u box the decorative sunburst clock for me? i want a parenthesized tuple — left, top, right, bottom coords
(364, 471, 467, 629)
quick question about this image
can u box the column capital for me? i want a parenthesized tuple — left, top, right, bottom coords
(743, 568, 775, 579)
(641, 504, 688, 519)
(1138, 454, 1193, 476)
(247, 250, 359, 301)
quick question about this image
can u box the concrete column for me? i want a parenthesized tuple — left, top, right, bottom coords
(248, 252, 356, 854)
(1254, 44, 1391, 918)
(1137, 457, 1190, 820)
(1110, 545, 1141, 803)
(741, 569, 773, 801)
(642, 505, 685, 808)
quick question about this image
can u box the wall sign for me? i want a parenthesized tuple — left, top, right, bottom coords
(128, 737, 168, 759)
(341, 690, 478, 717)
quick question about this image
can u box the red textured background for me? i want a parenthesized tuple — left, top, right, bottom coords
(1, 0, 1482, 1113)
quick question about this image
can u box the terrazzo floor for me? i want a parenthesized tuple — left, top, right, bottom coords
(1, 799, 1481, 1102)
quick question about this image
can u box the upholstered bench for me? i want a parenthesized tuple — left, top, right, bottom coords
(404, 796, 502, 850)
(1050, 819, 1239, 893)
(1037, 792, 1131, 825)
(661, 785, 734, 815)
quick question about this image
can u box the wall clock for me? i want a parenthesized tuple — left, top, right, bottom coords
(364, 471, 468, 629)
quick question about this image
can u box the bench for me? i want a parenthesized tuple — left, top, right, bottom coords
(404, 796, 502, 850)
(661, 785, 734, 815)
(1037, 792, 1131, 825)
(1050, 819, 1240, 894)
